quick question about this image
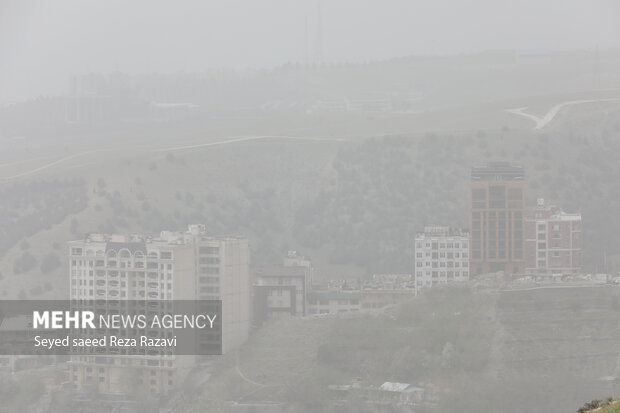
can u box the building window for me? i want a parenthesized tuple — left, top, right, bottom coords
(472, 188, 486, 208)
(199, 246, 219, 254)
(489, 185, 506, 209)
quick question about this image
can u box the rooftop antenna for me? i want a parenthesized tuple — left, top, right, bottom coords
(304, 15, 309, 67)
(316, 1, 324, 66)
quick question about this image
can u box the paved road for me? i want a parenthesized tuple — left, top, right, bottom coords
(153, 134, 349, 153)
(0, 150, 105, 182)
(0, 135, 348, 182)
(506, 97, 620, 130)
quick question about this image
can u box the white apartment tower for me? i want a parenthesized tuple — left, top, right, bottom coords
(67, 224, 250, 395)
(414, 226, 470, 291)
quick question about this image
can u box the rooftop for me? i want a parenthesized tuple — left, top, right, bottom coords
(379, 382, 424, 393)
(417, 226, 469, 238)
(308, 291, 361, 300)
(471, 162, 524, 181)
(74, 225, 246, 246)
(254, 265, 309, 278)
(532, 199, 582, 221)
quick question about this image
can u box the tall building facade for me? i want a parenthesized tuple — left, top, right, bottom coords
(67, 224, 249, 395)
(414, 226, 470, 290)
(470, 162, 525, 275)
(525, 198, 582, 275)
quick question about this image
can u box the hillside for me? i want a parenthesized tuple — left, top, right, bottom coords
(579, 398, 620, 413)
(2, 93, 620, 297)
(294, 100, 620, 273)
(173, 283, 620, 413)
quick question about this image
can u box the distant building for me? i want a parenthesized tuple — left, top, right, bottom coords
(326, 278, 361, 291)
(253, 264, 311, 324)
(525, 198, 582, 275)
(515, 50, 552, 65)
(414, 226, 470, 290)
(0, 315, 52, 373)
(67, 225, 250, 395)
(282, 250, 312, 270)
(360, 274, 416, 309)
(327, 380, 432, 408)
(315, 96, 392, 112)
(470, 162, 525, 275)
(252, 251, 313, 324)
(307, 291, 361, 315)
(374, 382, 425, 405)
(315, 98, 349, 112)
(347, 98, 392, 112)
(65, 73, 142, 124)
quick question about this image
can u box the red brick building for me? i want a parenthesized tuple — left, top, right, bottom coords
(470, 162, 525, 275)
(525, 198, 582, 276)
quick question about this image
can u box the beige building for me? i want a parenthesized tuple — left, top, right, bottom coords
(67, 224, 250, 395)
(360, 274, 416, 309)
(307, 291, 361, 315)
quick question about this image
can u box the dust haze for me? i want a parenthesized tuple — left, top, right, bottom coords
(1, 1, 620, 412)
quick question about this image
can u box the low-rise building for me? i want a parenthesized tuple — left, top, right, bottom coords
(252, 253, 313, 324)
(360, 274, 416, 309)
(375, 382, 425, 405)
(307, 291, 361, 315)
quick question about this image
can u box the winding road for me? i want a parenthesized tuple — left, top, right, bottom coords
(0, 135, 348, 182)
(506, 97, 620, 130)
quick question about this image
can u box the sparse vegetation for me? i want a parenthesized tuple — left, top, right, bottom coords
(294, 124, 620, 272)
(0, 179, 87, 258)
(13, 251, 37, 274)
(578, 397, 619, 413)
(0, 372, 45, 411)
(39, 251, 61, 273)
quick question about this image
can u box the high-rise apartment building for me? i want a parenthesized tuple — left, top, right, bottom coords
(414, 226, 470, 290)
(470, 162, 525, 275)
(67, 224, 249, 395)
(525, 198, 582, 276)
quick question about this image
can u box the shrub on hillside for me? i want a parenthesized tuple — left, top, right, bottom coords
(40, 252, 61, 274)
(578, 399, 602, 413)
(13, 252, 37, 274)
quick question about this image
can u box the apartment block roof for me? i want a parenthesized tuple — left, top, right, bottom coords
(471, 162, 524, 180)
(253, 265, 309, 278)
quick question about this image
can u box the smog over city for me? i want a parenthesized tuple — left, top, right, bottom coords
(2, 1, 620, 412)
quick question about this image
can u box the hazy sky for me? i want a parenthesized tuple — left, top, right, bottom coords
(1, 0, 618, 103)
